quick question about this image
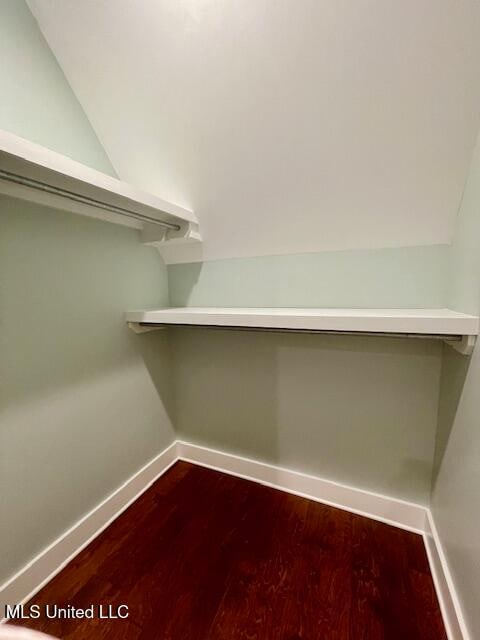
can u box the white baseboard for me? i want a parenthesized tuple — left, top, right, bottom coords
(180, 441, 468, 638)
(176, 441, 427, 534)
(423, 511, 470, 640)
(1, 439, 465, 640)
(0, 441, 178, 620)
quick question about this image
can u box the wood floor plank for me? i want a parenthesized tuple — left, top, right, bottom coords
(11, 462, 447, 639)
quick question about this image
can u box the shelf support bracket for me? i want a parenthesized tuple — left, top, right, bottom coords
(444, 334, 476, 356)
(127, 322, 165, 334)
(141, 221, 201, 246)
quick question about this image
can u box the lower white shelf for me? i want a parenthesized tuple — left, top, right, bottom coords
(125, 307, 479, 354)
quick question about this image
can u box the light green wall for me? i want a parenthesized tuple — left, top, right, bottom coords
(172, 328, 441, 505)
(167, 244, 448, 504)
(168, 244, 449, 308)
(0, 2, 172, 586)
(0, 0, 114, 174)
(432, 134, 480, 639)
(0, 197, 174, 584)
(2, 3, 475, 620)
(448, 140, 480, 316)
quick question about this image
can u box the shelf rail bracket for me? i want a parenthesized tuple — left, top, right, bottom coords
(127, 322, 166, 334)
(141, 221, 201, 247)
(444, 334, 476, 356)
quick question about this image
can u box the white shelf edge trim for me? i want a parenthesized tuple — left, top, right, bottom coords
(1, 440, 463, 638)
(0, 129, 201, 249)
(125, 307, 479, 354)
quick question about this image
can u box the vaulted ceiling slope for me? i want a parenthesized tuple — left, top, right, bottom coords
(27, 0, 480, 263)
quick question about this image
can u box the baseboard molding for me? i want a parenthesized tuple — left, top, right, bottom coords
(2, 439, 464, 640)
(180, 442, 469, 638)
(424, 511, 470, 640)
(177, 441, 427, 534)
(0, 441, 178, 621)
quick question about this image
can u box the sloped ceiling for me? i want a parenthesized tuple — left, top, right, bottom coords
(27, 0, 480, 263)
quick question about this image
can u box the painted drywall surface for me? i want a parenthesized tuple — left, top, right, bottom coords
(431, 134, 480, 638)
(168, 244, 449, 308)
(28, 0, 480, 263)
(0, 196, 174, 584)
(448, 137, 480, 316)
(0, 0, 114, 174)
(168, 244, 446, 504)
(172, 328, 441, 505)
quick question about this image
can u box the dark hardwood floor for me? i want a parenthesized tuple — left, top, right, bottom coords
(12, 462, 446, 639)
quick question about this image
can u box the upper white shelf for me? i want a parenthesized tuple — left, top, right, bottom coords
(0, 130, 200, 246)
(125, 307, 479, 337)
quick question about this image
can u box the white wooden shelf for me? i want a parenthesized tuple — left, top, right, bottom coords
(126, 307, 479, 354)
(0, 130, 201, 248)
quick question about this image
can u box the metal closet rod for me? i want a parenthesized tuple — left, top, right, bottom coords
(138, 323, 463, 341)
(0, 168, 182, 231)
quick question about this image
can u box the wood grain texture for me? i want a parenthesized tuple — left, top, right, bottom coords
(13, 462, 446, 639)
